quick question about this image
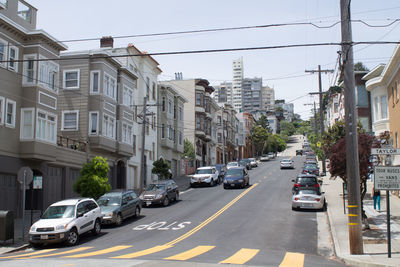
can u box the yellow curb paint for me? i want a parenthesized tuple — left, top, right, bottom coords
(220, 248, 259, 264)
(165, 246, 215, 261)
(347, 205, 358, 208)
(348, 214, 358, 217)
(348, 223, 359, 226)
(0, 249, 57, 259)
(279, 252, 305, 267)
(111, 245, 172, 259)
(64, 245, 131, 258)
(16, 247, 93, 259)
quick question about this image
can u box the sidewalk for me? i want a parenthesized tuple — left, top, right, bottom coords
(323, 170, 400, 266)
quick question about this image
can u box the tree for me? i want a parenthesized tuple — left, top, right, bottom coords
(280, 121, 296, 136)
(73, 156, 112, 200)
(256, 115, 270, 131)
(152, 158, 171, 180)
(250, 126, 270, 156)
(182, 139, 195, 161)
(354, 62, 369, 71)
(267, 134, 287, 153)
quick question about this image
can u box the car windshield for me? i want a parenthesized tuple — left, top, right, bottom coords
(227, 162, 237, 166)
(214, 166, 222, 172)
(304, 165, 317, 169)
(281, 160, 291, 163)
(195, 169, 213, 174)
(97, 196, 121, 206)
(41, 205, 75, 219)
(239, 160, 247, 164)
(249, 158, 255, 161)
(226, 169, 243, 177)
(298, 178, 317, 184)
(146, 184, 166, 191)
(262, 154, 268, 157)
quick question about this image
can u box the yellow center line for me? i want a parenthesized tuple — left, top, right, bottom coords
(220, 248, 260, 264)
(164, 246, 215, 261)
(279, 252, 305, 267)
(16, 247, 93, 259)
(0, 249, 57, 259)
(64, 245, 131, 258)
(111, 245, 172, 259)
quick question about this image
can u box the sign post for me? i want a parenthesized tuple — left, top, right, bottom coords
(17, 167, 33, 242)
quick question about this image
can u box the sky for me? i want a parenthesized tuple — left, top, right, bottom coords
(28, 0, 400, 119)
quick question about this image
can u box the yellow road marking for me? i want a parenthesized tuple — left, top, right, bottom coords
(64, 245, 131, 258)
(163, 183, 258, 247)
(348, 223, 359, 226)
(111, 245, 172, 259)
(165, 246, 215, 261)
(0, 249, 57, 259)
(17, 247, 93, 259)
(348, 205, 358, 208)
(348, 214, 358, 217)
(279, 252, 304, 267)
(220, 248, 259, 264)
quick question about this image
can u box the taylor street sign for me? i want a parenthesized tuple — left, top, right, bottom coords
(374, 166, 400, 190)
(371, 148, 400, 155)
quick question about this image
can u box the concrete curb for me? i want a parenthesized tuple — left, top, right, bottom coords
(0, 243, 30, 255)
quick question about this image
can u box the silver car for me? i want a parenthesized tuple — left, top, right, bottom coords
(292, 188, 325, 210)
(280, 159, 294, 169)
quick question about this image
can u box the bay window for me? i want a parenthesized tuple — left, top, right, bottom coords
(36, 110, 56, 143)
(103, 114, 115, 139)
(89, 111, 99, 135)
(104, 73, 116, 99)
(20, 108, 34, 140)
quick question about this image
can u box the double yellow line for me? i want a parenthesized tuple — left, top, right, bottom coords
(164, 183, 259, 246)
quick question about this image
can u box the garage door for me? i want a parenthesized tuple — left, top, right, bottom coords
(0, 173, 19, 216)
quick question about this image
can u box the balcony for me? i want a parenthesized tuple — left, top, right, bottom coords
(118, 142, 134, 157)
(195, 106, 205, 114)
(20, 141, 57, 161)
(195, 129, 206, 138)
(89, 135, 117, 153)
(57, 136, 87, 152)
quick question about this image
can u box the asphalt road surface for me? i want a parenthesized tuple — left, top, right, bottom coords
(0, 154, 347, 266)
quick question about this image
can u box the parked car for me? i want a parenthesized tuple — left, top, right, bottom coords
(292, 187, 326, 210)
(214, 164, 226, 184)
(296, 149, 303, 156)
(223, 167, 249, 189)
(268, 152, 275, 159)
(227, 161, 240, 169)
(248, 158, 258, 168)
(302, 164, 320, 176)
(305, 159, 318, 165)
(98, 190, 141, 225)
(239, 159, 251, 170)
(260, 154, 270, 161)
(29, 198, 102, 247)
(292, 174, 320, 194)
(140, 180, 179, 207)
(190, 166, 219, 187)
(280, 158, 295, 169)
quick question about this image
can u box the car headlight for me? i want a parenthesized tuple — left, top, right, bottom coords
(238, 179, 244, 182)
(139, 195, 144, 200)
(155, 193, 163, 199)
(30, 225, 36, 232)
(104, 212, 113, 217)
(55, 223, 68, 231)
(223, 179, 228, 183)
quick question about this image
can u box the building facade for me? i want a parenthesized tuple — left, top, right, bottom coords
(242, 77, 262, 113)
(232, 57, 243, 111)
(261, 86, 275, 112)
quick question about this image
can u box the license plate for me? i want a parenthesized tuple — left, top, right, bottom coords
(40, 235, 48, 240)
(301, 203, 313, 207)
(146, 201, 152, 206)
(231, 184, 235, 186)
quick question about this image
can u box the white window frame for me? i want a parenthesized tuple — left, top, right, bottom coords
(38, 56, 59, 92)
(103, 73, 116, 99)
(0, 38, 7, 68)
(0, 0, 7, 9)
(63, 69, 80, 89)
(168, 99, 172, 114)
(61, 110, 79, 131)
(22, 54, 37, 85)
(8, 45, 18, 72)
(20, 107, 35, 140)
(5, 98, 16, 128)
(36, 109, 57, 144)
(121, 122, 133, 145)
(102, 114, 116, 139)
(0, 96, 4, 125)
(89, 111, 99, 135)
(90, 70, 101, 94)
(123, 85, 134, 107)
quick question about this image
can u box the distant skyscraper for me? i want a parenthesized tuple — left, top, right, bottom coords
(242, 77, 262, 112)
(261, 86, 275, 112)
(213, 82, 232, 104)
(232, 57, 244, 111)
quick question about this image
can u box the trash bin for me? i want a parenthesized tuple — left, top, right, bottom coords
(0, 210, 14, 243)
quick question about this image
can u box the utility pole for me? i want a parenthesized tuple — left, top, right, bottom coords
(139, 96, 147, 194)
(341, 0, 363, 255)
(306, 66, 333, 175)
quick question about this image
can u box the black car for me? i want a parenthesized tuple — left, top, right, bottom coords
(139, 180, 179, 207)
(214, 164, 226, 184)
(98, 190, 142, 225)
(296, 149, 303, 156)
(223, 167, 249, 189)
(292, 174, 320, 194)
(239, 159, 251, 170)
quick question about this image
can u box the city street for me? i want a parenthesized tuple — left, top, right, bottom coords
(0, 152, 346, 266)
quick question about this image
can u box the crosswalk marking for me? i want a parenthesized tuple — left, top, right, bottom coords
(64, 245, 132, 258)
(219, 248, 259, 264)
(16, 247, 93, 259)
(0, 249, 57, 259)
(111, 245, 172, 259)
(279, 252, 305, 267)
(164, 246, 215, 261)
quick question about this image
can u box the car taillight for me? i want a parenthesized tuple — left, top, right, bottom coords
(313, 184, 320, 188)
(294, 183, 300, 187)
(294, 197, 299, 201)
(315, 198, 321, 201)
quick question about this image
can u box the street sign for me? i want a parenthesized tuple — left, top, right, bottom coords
(317, 142, 321, 148)
(33, 176, 43, 189)
(17, 166, 33, 185)
(374, 166, 400, 190)
(371, 148, 400, 155)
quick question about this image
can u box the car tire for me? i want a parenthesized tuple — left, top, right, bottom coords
(163, 196, 169, 207)
(66, 228, 79, 246)
(190, 183, 196, 188)
(29, 242, 42, 248)
(210, 179, 215, 187)
(134, 206, 140, 217)
(115, 213, 123, 226)
(175, 192, 179, 202)
(92, 219, 101, 236)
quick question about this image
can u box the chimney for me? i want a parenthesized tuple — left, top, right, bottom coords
(100, 36, 114, 48)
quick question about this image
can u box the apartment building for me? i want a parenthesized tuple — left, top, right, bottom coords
(325, 93, 341, 128)
(232, 57, 243, 111)
(261, 86, 275, 112)
(157, 83, 187, 178)
(242, 77, 262, 113)
(236, 112, 255, 159)
(213, 81, 232, 105)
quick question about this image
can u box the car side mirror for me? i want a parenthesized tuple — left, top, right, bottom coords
(122, 200, 128, 205)
(291, 179, 295, 182)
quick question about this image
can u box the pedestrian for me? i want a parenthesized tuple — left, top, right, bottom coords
(372, 185, 381, 212)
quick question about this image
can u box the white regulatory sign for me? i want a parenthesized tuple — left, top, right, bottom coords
(371, 148, 400, 155)
(374, 167, 400, 190)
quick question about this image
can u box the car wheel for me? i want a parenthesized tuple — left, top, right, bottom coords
(190, 183, 196, 188)
(29, 242, 42, 248)
(134, 206, 140, 217)
(92, 219, 101, 236)
(115, 213, 123, 226)
(175, 192, 179, 201)
(163, 196, 169, 207)
(66, 228, 79, 246)
(210, 179, 215, 187)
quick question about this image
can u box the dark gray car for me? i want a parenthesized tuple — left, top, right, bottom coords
(139, 180, 179, 207)
(98, 190, 141, 225)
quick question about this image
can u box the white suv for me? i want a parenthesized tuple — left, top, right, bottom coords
(191, 166, 219, 187)
(29, 198, 102, 247)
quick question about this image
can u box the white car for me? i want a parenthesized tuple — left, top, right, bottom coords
(280, 159, 294, 169)
(226, 162, 240, 169)
(29, 198, 102, 247)
(292, 188, 326, 210)
(191, 166, 219, 187)
(248, 158, 258, 168)
(260, 154, 270, 161)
